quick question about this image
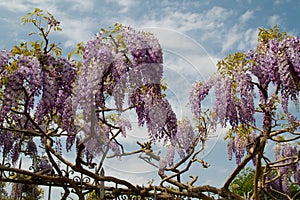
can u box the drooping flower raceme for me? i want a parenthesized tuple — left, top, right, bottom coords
(191, 71, 253, 129)
(76, 25, 177, 156)
(176, 118, 196, 154)
(160, 118, 198, 169)
(0, 24, 177, 163)
(251, 37, 300, 116)
(0, 50, 12, 70)
(226, 130, 257, 165)
(233, 66, 255, 125)
(190, 79, 213, 117)
(0, 49, 78, 159)
(265, 143, 299, 195)
(191, 33, 300, 168)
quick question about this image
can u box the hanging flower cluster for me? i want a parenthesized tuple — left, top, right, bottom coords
(76, 24, 178, 155)
(190, 28, 300, 190)
(0, 49, 77, 161)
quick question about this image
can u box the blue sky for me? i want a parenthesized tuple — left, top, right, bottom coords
(1, 0, 300, 198)
(1, 0, 300, 55)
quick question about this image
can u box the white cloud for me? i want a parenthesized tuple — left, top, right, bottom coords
(206, 6, 233, 20)
(221, 25, 243, 53)
(66, 0, 95, 12)
(239, 28, 258, 50)
(274, 0, 292, 5)
(106, 0, 136, 13)
(121, 6, 233, 35)
(240, 10, 254, 23)
(268, 14, 281, 26)
(94, 4, 259, 57)
(274, 0, 281, 5)
(0, 0, 30, 12)
(0, 0, 59, 13)
(123, 6, 258, 55)
(109, 6, 231, 57)
(235, 0, 253, 4)
(58, 16, 95, 48)
(221, 26, 258, 53)
(141, 27, 212, 56)
(0, 0, 95, 48)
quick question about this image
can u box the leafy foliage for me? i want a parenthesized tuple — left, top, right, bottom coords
(230, 167, 255, 198)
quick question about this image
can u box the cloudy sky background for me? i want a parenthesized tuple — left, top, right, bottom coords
(1, 0, 300, 198)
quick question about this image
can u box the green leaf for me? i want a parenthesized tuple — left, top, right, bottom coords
(30, 40, 42, 51)
(275, 136, 285, 142)
(258, 25, 288, 43)
(5, 60, 18, 73)
(11, 45, 21, 56)
(75, 42, 85, 56)
(33, 8, 43, 14)
(68, 51, 74, 60)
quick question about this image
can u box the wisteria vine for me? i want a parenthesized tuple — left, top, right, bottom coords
(0, 8, 299, 200)
(190, 26, 300, 198)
